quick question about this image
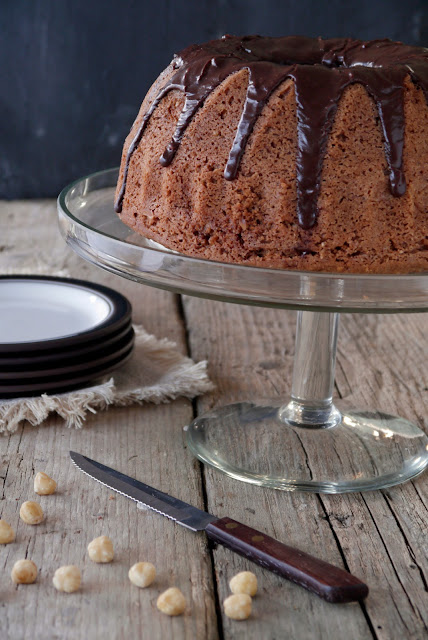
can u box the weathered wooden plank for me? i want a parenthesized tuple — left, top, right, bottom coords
(183, 298, 373, 639)
(327, 312, 428, 639)
(183, 296, 427, 640)
(0, 201, 219, 640)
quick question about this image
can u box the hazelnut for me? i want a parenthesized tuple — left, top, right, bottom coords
(223, 593, 252, 620)
(11, 559, 38, 584)
(229, 571, 258, 596)
(34, 471, 57, 495)
(20, 501, 44, 525)
(53, 565, 81, 593)
(87, 535, 114, 563)
(0, 519, 15, 544)
(156, 587, 186, 616)
(128, 562, 156, 588)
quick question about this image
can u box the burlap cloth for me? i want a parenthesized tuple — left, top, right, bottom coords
(0, 266, 213, 434)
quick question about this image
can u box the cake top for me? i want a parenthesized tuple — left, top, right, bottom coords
(116, 35, 428, 229)
(174, 35, 428, 71)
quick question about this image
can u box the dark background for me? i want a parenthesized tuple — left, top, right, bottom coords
(1, 0, 428, 199)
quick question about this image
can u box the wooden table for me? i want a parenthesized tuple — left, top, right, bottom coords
(0, 200, 427, 640)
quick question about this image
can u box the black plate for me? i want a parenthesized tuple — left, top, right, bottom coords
(0, 329, 134, 379)
(0, 322, 133, 368)
(0, 276, 131, 353)
(0, 343, 134, 398)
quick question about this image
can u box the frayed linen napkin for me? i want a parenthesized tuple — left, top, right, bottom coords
(0, 325, 214, 434)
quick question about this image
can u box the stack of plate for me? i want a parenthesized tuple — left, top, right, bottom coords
(0, 276, 134, 398)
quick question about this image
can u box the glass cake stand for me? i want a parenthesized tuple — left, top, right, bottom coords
(58, 168, 428, 493)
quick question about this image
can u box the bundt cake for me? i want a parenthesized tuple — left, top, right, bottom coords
(115, 35, 428, 273)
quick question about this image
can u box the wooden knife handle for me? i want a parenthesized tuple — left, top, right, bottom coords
(205, 517, 368, 603)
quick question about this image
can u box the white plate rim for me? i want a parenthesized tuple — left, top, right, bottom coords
(0, 276, 131, 351)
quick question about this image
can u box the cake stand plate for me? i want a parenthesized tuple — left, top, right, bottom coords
(58, 168, 428, 493)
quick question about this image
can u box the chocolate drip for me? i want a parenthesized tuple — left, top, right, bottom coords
(290, 65, 349, 228)
(115, 35, 428, 229)
(362, 67, 407, 196)
(225, 62, 293, 180)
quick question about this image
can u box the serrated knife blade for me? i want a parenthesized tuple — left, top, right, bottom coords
(70, 451, 368, 604)
(70, 450, 216, 531)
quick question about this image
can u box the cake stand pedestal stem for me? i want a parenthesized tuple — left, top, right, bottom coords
(184, 306, 428, 492)
(279, 311, 342, 429)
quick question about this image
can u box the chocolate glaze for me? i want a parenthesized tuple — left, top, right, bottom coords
(115, 35, 428, 229)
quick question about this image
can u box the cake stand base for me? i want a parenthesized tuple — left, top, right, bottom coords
(186, 401, 428, 492)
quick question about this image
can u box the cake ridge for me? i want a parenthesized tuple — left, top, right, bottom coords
(115, 35, 428, 230)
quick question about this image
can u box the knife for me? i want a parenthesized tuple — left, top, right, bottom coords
(70, 451, 368, 603)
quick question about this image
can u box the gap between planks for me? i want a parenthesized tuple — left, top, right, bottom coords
(175, 293, 226, 640)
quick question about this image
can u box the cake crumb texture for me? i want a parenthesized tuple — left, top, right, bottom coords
(116, 38, 428, 274)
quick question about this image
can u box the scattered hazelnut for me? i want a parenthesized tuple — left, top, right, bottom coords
(20, 501, 44, 525)
(128, 562, 156, 588)
(156, 587, 187, 616)
(223, 593, 252, 620)
(11, 559, 38, 584)
(53, 565, 81, 593)
(87, 535, 114, 563)
(34, 471, 57, 495)
(229, 571, 258, 596)
(0, 519, 15, 544)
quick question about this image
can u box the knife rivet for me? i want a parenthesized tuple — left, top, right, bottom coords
(225, 522, 239, 529)
(252, 535, 264, 542)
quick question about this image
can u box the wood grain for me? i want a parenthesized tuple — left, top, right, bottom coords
(0, 199, 427, 640)
(183, 295, 428, 640)
(0, 201, 218, 640)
